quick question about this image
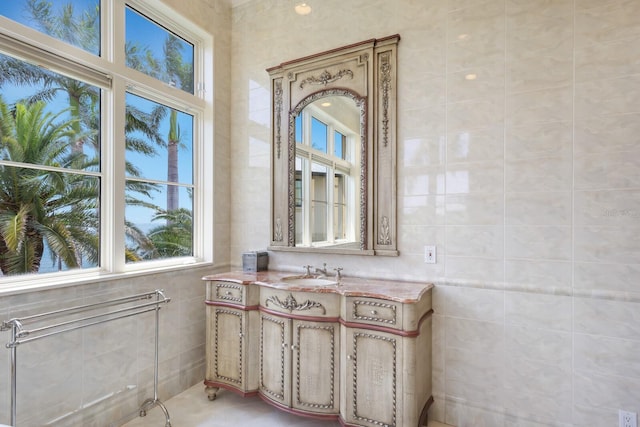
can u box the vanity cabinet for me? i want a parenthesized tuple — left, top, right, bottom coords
(203, 273, 433, 426)
(204, 281, 260, 400)
(259, 288, 341, 416)
(259, 313, 340, 415)
(342, 327, 400, 426)
(341, 296, 433, 427)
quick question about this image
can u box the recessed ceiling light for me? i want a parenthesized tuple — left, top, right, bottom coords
(465, 73, 477, 80)
(295, 2, 312, 15)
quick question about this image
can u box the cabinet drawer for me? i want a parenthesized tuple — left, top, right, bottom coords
(345, 297, 402, 329)
(207, 281, 245, 304)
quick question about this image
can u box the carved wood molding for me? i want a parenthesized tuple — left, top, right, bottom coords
(378, 215, 391, 246)
(299, 69, 354, 89)
(274, 217, 283, 242)
(274, 79, 283, 159)
(265, 293, 326, 314)
(379, 52, 392, 148)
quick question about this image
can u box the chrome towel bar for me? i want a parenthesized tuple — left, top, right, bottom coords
(1, 289, 172, 427)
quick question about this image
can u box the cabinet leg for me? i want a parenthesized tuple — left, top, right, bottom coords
(205, 386, 219, 401)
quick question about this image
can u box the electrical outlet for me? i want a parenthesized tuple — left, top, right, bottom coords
(424, 245, 436, 264)
(620, 410, 638, 427)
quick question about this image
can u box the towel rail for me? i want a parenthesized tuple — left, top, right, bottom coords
(1, 289, 171, 427)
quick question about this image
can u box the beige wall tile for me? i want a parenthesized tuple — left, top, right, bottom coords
(505, 225, 572, 260)
(438, 285, 504, 322)
(574, 333, 640, 378)
(506, 324, 572, 368)
(505, 259, 573, 292)
(505, 292, 573, 331)
(575, 297, 640, 340)
(446, 225, 504, 258)
(505, 191, 572, 226)
(575, 225, 640, 264)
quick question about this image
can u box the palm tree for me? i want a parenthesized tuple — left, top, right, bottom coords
(0, 97, 98, 275)
(145, 207, 193, 259)
(162, 35, 193, 213)
(0, 0, 99, 155)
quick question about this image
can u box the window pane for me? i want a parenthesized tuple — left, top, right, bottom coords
(125, 184, 193, 262)
(295, 156, 304, 245)
(0, 0, 100, 55)
(311, 162, 327, 243)
(311, 117, 327, 153)
(0, 52, 101, 277)
(334, 131, 346, 159)
(125, 6, 194, 94)
(124, 93, 194, 263)
(0, 53, 101, 168)
(0, 166, 99, 276)
(295, 114, 303, 144)
(125, 93, 193, 184)
(334, 173, 346, 240)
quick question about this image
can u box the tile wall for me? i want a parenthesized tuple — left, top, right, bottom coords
(229, 0, 640, 425)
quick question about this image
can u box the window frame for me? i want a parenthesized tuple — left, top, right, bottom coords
(0, 0, 214, 290)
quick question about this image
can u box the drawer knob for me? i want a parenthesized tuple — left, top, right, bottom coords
(282, 343, 288, 349)
(371, 310, 378, 315)
(225, 291, 232, 296)
(238, 333, 243, 338)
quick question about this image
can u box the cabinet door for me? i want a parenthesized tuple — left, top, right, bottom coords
(343, 328, 400, 427)
(259, 312, 292, 406)
(291, 320, 340, 414)
(207, 306, 246, 389)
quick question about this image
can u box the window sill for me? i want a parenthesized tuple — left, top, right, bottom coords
(0, 260, 214, 297)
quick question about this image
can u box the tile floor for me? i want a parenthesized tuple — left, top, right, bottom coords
(122, 384, 451, 427)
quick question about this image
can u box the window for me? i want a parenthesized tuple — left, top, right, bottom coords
(0, 1, 213, 281)
(295, 103, 357, 247)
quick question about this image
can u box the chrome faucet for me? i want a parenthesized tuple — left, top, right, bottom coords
(334, 267, 343, 280)
(303, 265, 313, 276)
(315, 263, 328, 277)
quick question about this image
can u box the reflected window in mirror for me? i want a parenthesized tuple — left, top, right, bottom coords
(294, 97, 359, 248)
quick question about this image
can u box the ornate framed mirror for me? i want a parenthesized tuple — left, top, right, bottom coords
(268, 35, 399, 256)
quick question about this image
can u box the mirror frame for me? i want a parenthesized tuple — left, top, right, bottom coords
(267, 35, 400, 256)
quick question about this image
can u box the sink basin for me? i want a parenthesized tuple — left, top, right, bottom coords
(281, 276, 338, 286)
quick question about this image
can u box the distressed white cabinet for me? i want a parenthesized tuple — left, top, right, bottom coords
(204, 280, 259, 400)
(259, 288, 341, 417)
(203, 273, 433, 426)
(259, 313, 340, 415)
(340, 296, 433, 427)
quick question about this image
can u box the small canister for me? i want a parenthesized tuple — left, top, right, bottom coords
(242, 251, 268, 272)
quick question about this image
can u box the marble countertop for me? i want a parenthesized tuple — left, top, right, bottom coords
(202, 270, 433, 303)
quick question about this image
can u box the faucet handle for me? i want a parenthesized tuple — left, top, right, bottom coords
(333, 267, 343, 280)
(303, 265, 313, 275)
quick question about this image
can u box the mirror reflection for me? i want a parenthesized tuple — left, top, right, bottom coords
(293, 95, 362, 249)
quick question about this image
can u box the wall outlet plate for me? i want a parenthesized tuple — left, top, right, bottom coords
(424, 245, 436, 264)
(620, 410, 638, 427)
